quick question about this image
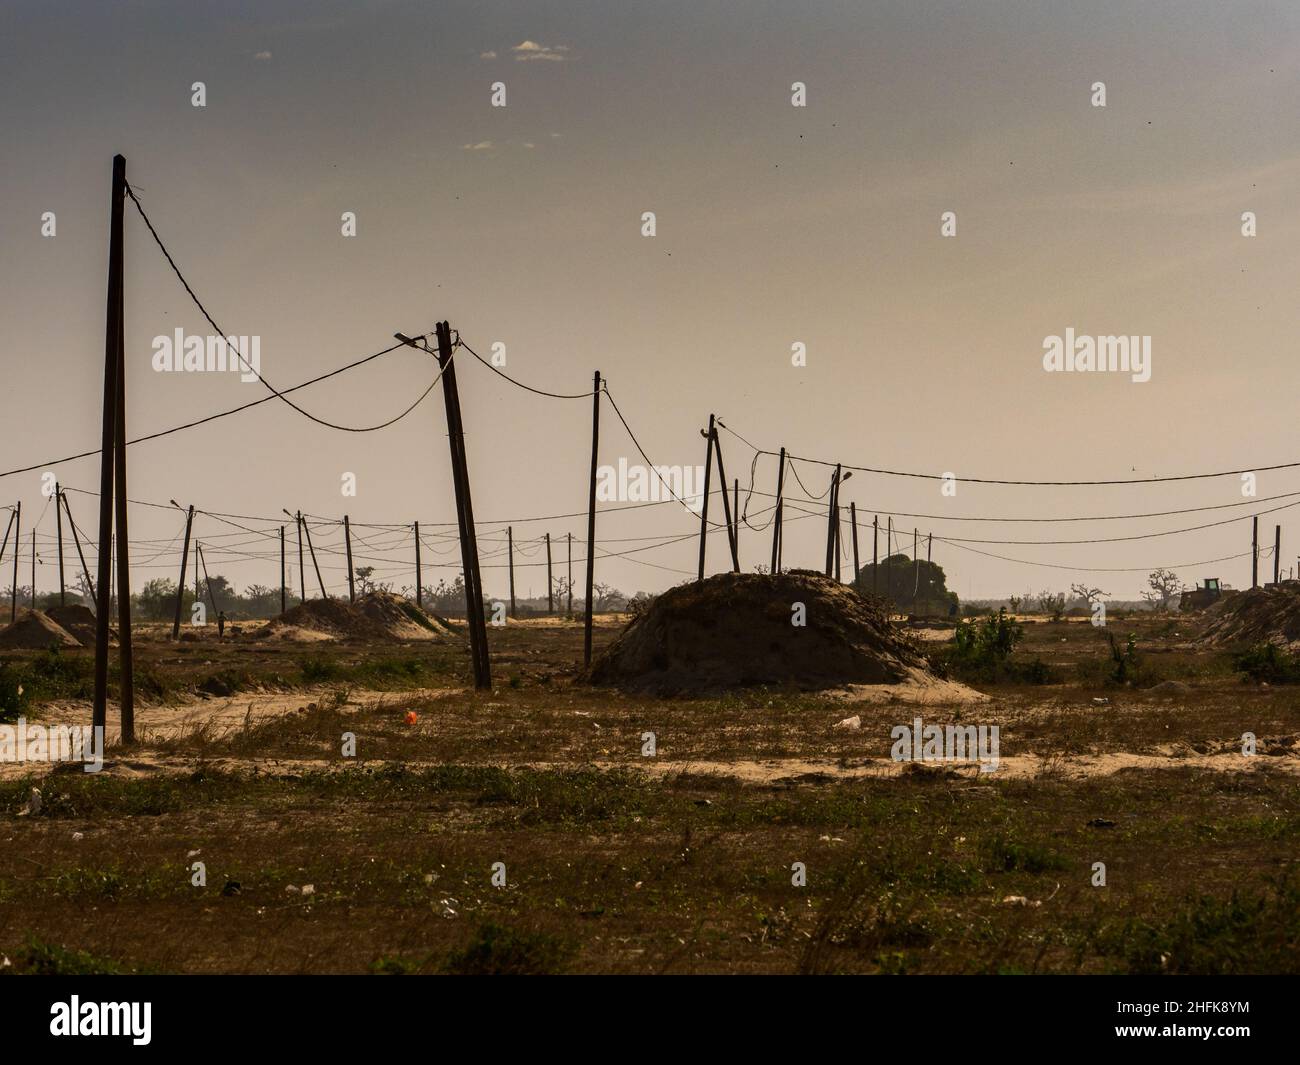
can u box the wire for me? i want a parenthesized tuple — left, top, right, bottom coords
(458, 336, 594, 400)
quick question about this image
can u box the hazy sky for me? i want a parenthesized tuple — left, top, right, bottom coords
(1, 0, 1298, 603)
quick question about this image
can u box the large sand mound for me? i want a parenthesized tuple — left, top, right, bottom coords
(1199, 583, 1300, 649)
(259, 592, 450, 642)
(0, 610, 81, 650)
(588, 571, 935, 694)
(46, 603, 99, 645)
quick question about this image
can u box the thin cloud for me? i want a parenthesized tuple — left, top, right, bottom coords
(461, 141, 494, 151)
(511, 40, 570, 62)
(253, 51, 272, 60)
(479, 50, 497, 59)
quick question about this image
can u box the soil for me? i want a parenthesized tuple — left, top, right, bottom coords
(1198, 582, 1300, 649)
(0, 610, 80, 650)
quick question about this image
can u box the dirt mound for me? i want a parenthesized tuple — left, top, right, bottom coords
(356, 591, 454, 639)
(1199, 583, 1300, 649)
(46, 604, 99, 645)
(0, 610, 81, 650)
(260, 594, 450, 642)
(587, 571, 934, 694)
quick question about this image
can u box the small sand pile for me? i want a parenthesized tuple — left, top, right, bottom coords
(1199, 583, 1300, 649)
(260, 593, 450, 642)
(588, 570, 936, 695)
(46, 604, 99, 645)
(0, 610, 81, 650)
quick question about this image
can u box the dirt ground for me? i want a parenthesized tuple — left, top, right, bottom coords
(0, 610, 1297, 974)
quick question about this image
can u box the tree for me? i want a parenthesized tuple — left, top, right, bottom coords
(1144, 568, 1184, 611)
(355, 566, 376, 597)
(853, 555, 959, 616)
(1036, 589, 1065, 621)
(1069, 583, 1109, 608)
(135, 577, 177, 620)
(592, 582, 626, 612)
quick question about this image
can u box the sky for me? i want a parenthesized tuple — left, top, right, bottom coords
(1, 0, 1298, 604)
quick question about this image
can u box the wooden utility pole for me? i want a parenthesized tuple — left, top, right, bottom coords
(927, 533, 932, 563)
(507, 525, 516, 618)
(296, 512, 305, 602)
(279, 525, 286, 613)
(770, 446, 785, 574)
(171, 504, 194, 639)
(113, 236, 135, 740)
(11, 500, 19, 622)
(546, 533, 553, 614)
(55, 484, 65, 606)
(302, 518, 328, 599)
(886, 517, 893, 603)
(1274, 525, 1281, 585)
(567, 533, 573, 616)
(584, 370, 601, 666)
(30, 530, 36, 608)
(433, 321, 490, 688)
(850, 501, 860, 586)
(344, 515, 355, 603)
(61, 493, 94, 606)
(824, 465, 841, 577)
(913, 528, 920, 598)
(872, 515, 879, 594)
(197, 543, 218, 618)
(1252, 516, 1259, 588)
(734, 478, 740, 571)
(711, 424, 739, 572)
(414, 522, 422, 607)
(0, 510, 14, 617)
(697, 416, 715, 581)
(92, 154, 126, 740)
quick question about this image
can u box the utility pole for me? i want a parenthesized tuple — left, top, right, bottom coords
(770, 446, 785, 574)
(61, 493, 94, 606)
(197, 543, 218, 619)
(697, 415, 715, 581)
(302, 518, 328, 599)
(1252, 516, 1259, 588)
(873, 515, 878, 594)
(92, 154, 126, 740)
(507, 525, 516, 618)
(55, 484, 65, 606)
(886, 516, 893, 604)
(11, 500, 19, 622)
(429, 321, 490, 688)
(344, 514, 355, 603)
(414, 522, 422, 608)
(30, 530, 36, 609)
(546, 532, 553, 614)
(734, 479, 740, 571)
(0, 510, 14, 618)
(567, 533, 573, 616)
(584, 371, 601, 666)
(927, 533, 932, 563)
(824, 465, 841, 577)
(711, 422, 739, 572)
(1274, 525, 1281, 585)
(171, 503, 194, 639)
(279, 525, 286, 614)
(913, 528, 920, 599)
(850, 501, 860, 586)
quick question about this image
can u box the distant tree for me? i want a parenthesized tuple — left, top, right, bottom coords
(852, 555, 958, 615)
(1144, 568, 1184, 611)
(136, 577, 177, 620)
(1036, 589, 1065, 621)
(243, 584, 280, 617)
(355, 566, 376, 597)
(1069, 583, 1110, 608)
(592, 582, 626, 612)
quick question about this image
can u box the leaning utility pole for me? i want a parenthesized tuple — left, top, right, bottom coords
(546, 532, 553, 614)
(584, 371, 601, 666)
(850, 501, 860, 586)
(0, 510, 14, 617)
(711, 422, 739, 572)
(302, 518, 328, 599)
(770, 446, 785, 574)
(61, 493, 94, 606)
(697, 415, 716, 581)
(431, 321, 491, 688)
(171, 504, 195, 639)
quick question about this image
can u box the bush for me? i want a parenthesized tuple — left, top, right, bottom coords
(442, 922, 572, 975)
(935, 609, 1050, 683)
(1233, 642, 1300, 684)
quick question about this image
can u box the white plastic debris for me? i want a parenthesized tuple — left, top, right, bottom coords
(17, 788, 41, 817)
(834, 715, 862, 730)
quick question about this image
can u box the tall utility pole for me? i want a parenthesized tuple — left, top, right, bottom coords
(171, 503, 195, 639)
(1274, 525, 1281, 585)
(0, 510, 14, 618)
(302, 518, 328, 599)
(567, 533, 573, 616)
(279, 525, 286, 613)
(873, 515, 879, 594)
(55, 484, 65, 606)
(344, 514, 356, 603)
(295, 512, 305, 603)
(850, 501, 860, 586)
(93, 154, 132, 741)
(710, 422, 739, 572)
(11, 500, 19, 622)
(428, 321, 490, 688)
(545, 532, 553, 614)
(770, 446, 785, 574)
(584, 370, 601, 667)
(507, 526, 516, 618)
(30, 530, 36, 608)
(824, 465, 841, 577)
(414, 521, 422, 608)
(61, 493, 94, 606)
(697, 415, 715, 581)
(1252, 516, 1259, 588)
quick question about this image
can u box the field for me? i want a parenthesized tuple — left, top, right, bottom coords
(1, 611, 1297, 975)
